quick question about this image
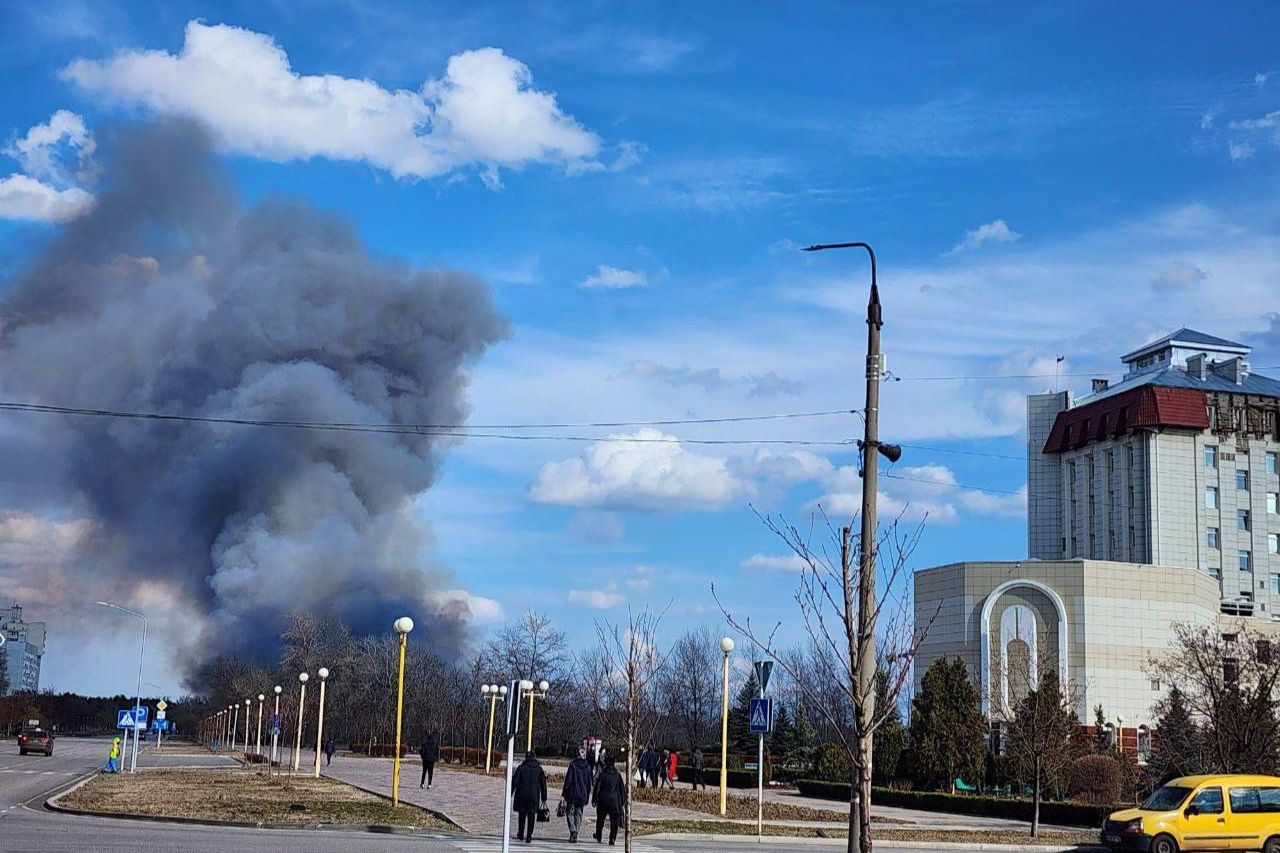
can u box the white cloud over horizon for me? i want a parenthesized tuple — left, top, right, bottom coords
(0, 110, 96, 222)
(581, 265, 648, 289)
(61, 20, 601, 186)
(948, 218, 1021, 254)
(0, 174, 94, 222)
(568, 585, 624, 609)
(740, 553, 807, 573)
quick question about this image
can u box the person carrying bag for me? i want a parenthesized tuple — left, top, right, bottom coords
(511, 751, 547, 844)
(561, 747, 593, 842)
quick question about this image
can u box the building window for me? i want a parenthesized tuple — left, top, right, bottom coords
(1068, 461, 1076, 485)
(1128, 485, 1136, 509)
(1271, 533, 1280, 555)
(1209, 565, 1221, 579)
(1238, 470, 1250, 491)
(1271, 574, 1280, 595)
(1269, 452, 1278, 475)
(1240, 550, 1253, 572)
(1209, 527, 1220, 550)
(1207, 487, 1219, 509)
(1128, 526, 1136, 550)
(1239, 509, 1251, 531)
(1207, 446, 1219, 468)
(1270, 493, 1278, 514)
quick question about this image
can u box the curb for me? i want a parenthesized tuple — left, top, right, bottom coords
(641, 834, 1104, 851)
(43, 771, 461, 836)
(319, 771, 464, 832)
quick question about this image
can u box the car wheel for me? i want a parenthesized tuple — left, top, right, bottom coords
(1151, 833, 1178, 853)
(1264, 836, 1280, 853)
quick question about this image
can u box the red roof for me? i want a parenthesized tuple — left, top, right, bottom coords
(1042, 386, 1208, 454)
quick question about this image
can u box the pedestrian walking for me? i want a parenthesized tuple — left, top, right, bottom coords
(104, 737, 121, 773)
(511, 750, 547, 844)
(691, 747, 705, 791)
(592, 756, 626, 846)
(645, 744, 660, 788)
(419, 730, 439, 788)
(666, 749, 679, 789)
(561, 746, 592, 842)
(323, 737, 335, 765)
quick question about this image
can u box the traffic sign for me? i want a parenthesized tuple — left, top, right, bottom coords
(504, 679, 522, 737)
(156, 709, 166, 720)
(151, 719, 169, 732)
(749, 697, 773, 734)
(132, 706, 149, 730)
(156, 700, 168, 712)
(117, 709, 138, 729)
(753, 661, 774, 695)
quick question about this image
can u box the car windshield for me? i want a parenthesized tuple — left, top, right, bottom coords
(1141, 786, 1194, 811)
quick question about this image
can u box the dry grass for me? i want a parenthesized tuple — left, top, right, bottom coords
(140, 741, 216, 757)
(630, 786, 905, 823)
(60, 768, 455, 829)
(632, 819, 1098, 843)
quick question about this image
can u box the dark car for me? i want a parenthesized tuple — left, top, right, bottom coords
(17, 728, 53, 756)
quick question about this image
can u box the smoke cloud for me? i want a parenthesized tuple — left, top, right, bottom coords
(0, 119, 508, 680)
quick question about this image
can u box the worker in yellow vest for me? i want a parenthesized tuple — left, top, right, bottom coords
(105, 737, 121, 773)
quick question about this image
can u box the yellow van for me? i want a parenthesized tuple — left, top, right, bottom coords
(1104, 775, 1280, 853)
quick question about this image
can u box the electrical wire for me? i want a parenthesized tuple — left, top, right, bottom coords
(897, 443, 1024, 461)
(893, 365, 1280, 382)
(883, 470, 1024, 496)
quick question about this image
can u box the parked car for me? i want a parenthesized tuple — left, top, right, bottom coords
(17, 728, 54, 756)
(1103, 774, 1280, 853)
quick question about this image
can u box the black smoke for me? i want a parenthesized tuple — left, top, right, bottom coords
(0, 119, 507, 677)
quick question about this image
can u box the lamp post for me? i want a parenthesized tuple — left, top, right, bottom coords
(256, 694, 265, 758)
(272, 685, 282, 766)
(314, 667, 330, 778)
(1117, 716, 1125, 756)
(802, 240, 897, 838)
(244, 699, 252, 755)
(391, 617, 414, 806)
(95, 601, 147, 772)
(719, 636, 734, 816)
(523, 679, 550, 753)
(293, 672, 309, 772)
(482, 683, 506, 773)
(232, 703, 240, 753)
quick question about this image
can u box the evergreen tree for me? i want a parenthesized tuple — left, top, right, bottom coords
(872, 668, 905, 784)
(729, 671, 761, 754)
(907, 657, 987, 793)
(770, 703, 796, 762)
(1093, 704, 1112, 752)
(792, 703, 818, 772)
(1148, 685, 1200, 783)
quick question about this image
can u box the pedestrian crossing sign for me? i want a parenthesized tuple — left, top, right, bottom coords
(749, 697, 773, 734)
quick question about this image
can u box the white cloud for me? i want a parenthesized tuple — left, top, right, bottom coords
(568, 586, 623, 609)
(581, 265, 648, 289)
(1151, 261, 1207, 291)
(427, 588, 505, 624)
(811, 463, 1023, 526)
(1256, 71, 1271, 88)
(61, 20, 600, 185)
(948, 219, 1021, 254)
(1200, 112, 1215, 130)
(0, 173, 94, 222)
(625, 565, 655, 592)
(740, 553, 807, 573)
(4, 109, 94, 183)
(530, 428, 749, 511)
(567, 510, 625, 544)
(1230, 110, 1280, 131)
(1229, 141, 1256, 162)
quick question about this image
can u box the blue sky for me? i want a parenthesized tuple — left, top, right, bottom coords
(3, 1, 1280, 694)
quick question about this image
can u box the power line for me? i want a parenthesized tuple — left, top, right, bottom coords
(0, 401, 856, 446)
(894, 365, 1280, 382)
(897, 443, 1024, 461)
(883, 470, 1024, 496)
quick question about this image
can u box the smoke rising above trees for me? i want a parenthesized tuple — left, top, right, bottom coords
(0, 118, 508, 681)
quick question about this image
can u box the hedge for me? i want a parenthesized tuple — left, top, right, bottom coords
(348, 742, 408, 758)
(675, 766, 762, 789)
(439, 746, 484, 765)
(792, 781, 1116, 827)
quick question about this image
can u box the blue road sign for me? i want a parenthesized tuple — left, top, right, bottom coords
(151, 719, 169, 732)
(117, 709, 136, 729)
(749, 697, 773, 734)
(132, 706, 149, 730)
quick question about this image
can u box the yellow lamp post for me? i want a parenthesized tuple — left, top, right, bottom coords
(292, 672, 309, 772)
(313, 667, 330, 778)
(523, 679, 550, 753)
(719, 636, 735, 816)
(482, 683, 506, 773)
(255, 694, 265, 758)
(391, 617, 414, 806)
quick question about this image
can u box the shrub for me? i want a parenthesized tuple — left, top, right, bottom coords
(1068, 754, 1123, 805)
(348, 742, 407, 758)
(815, 743, 851, 783)
(792, 782, 1116, 827)
(439, 746, 484, 765)
(675, 766, 761, 788)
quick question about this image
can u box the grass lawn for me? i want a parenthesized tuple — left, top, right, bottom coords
(630, 786, 905, 823)
(60, 768, 456, 829)
(632, 819, 1098, 843)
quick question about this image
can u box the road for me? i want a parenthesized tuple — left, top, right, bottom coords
(0, 738, 981, 852)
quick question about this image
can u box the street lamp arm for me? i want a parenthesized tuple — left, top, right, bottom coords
(96, 600, 146, 621)
(801, 241, 879, 326)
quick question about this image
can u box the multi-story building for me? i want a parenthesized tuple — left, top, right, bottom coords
(914, 328, 1280, 737)
(1, 603, 46, 695)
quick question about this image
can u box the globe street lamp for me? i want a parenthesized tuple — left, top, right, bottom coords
(271, 685, 283, 766)
(482, 683, 506, 774)
(391, 617, 414, 805)
(95, 601, 147, 772)
(314, 667, 330, 778)
(255, 694, 265, 758)
(719, 636, 735, 816)
(292, 672, 309, 772)
(523, 679, 551, 753)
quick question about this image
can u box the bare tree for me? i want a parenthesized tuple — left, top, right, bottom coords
(715, 509, 930, 853)
(483, 610, 570, 684)
(583, 605, 670, 853)
(660, 626, 720, 750)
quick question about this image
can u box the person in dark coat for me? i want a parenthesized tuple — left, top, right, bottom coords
(511, 751, 547, 843)
(644, 744, 660, 788)
(419, 731, 439, 788)
(561, 747, 593, 842)
(691, 747, 705, 790)
(323, 737, 336, 765)
(592, 757, 626, 845)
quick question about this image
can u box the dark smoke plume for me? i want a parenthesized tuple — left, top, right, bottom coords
(0, 119, 507, 677)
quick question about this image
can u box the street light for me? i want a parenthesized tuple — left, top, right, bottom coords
(719, 636, 734, 816)
(314, 667, 330, 778)
(482, 683, 507, 773)
(391, 617, 414, 806)
(96, 601, 147, 772)
(523, 679, 550, 753)
(271, 685, 283, 766)
(293, 672, 309, 772)
(256, 694, 265, 758)
(244, 699, 252, 755)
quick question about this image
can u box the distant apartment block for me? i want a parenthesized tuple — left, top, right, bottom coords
(2, 603, 46, 695)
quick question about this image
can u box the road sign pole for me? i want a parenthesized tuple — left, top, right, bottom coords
(500, 731, 516, 853)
